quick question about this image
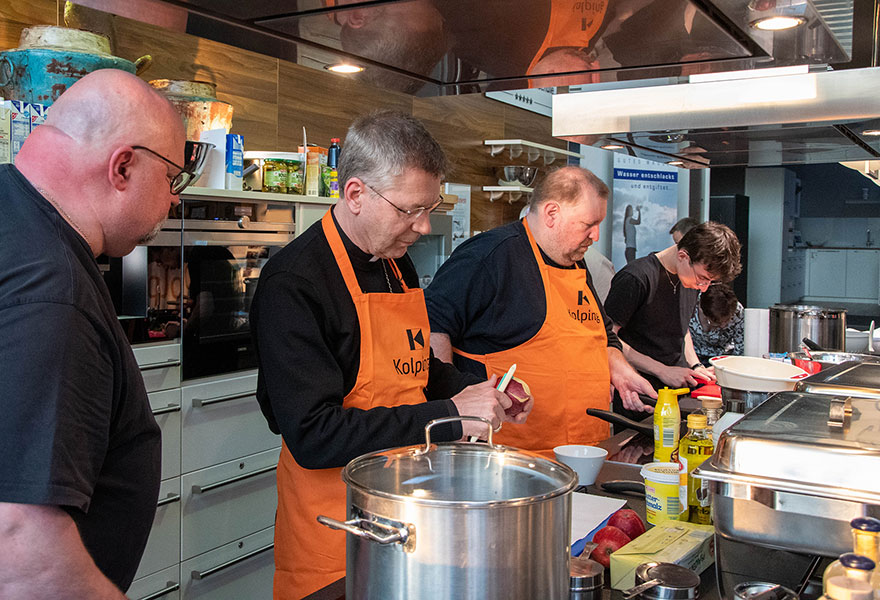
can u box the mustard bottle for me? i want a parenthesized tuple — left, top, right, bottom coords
(653, 387, 689, 463)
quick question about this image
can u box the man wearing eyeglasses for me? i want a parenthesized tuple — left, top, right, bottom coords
(251, 110, 528, 599)
(604, 221, 742, 423)
(0, 70, 205, 598)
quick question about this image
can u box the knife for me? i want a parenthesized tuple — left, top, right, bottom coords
(468, 364, 517, 442)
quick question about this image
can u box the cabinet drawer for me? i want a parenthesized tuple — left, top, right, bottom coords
(135, 478, 182, 580)
(181, 373, 280, 473)
(128, 565, 181, 600)
(181, 527, 274, 600)
(181, 447, 280, 560)
(149, 389, 181, 480)
(135, 343, 181, 393)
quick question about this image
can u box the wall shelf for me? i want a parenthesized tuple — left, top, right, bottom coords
(482, 185, 533, 203)
(181, 186, 335, 206)
(484, 139, 582, 165)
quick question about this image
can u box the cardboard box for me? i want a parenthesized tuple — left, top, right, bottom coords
(9, 100, 31, 161)
(0, 104, 11, 164)
(225, 134, 243, 190)
(609, 521, 714, 590)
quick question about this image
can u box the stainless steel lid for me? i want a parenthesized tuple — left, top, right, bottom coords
(695, 391, 880, 504)
(570, 555, 603, 591)
(771, 304, 846, 317)
(343, 417, 578, 506)
(628, 562, 700, 599)
(733, 582, 799, 599)
(795, 361, 880, 400)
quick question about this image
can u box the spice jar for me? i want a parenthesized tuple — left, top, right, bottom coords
(262, 158, 288, 193)
(624, 562, 700, 599)
(570, 555, 603, 599)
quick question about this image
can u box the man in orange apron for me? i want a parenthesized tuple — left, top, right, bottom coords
(426, 166, 654, 458)
(251, 111, 528, 599)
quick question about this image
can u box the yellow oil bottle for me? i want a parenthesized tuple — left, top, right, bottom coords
(653, 387, 688, 463)
(678, 413, 714, 525)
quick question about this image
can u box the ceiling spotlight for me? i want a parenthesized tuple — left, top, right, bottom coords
(667, 160, 685, 167)
(863, 130, 880, 136)
(601, 143, 625, 150)
(750, 15, 806, 31)
(325, 63, 364, 74)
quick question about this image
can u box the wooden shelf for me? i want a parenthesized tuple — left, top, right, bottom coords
(181, 186, 335, 206)
(482, 185, 533, 203)
(484, 139, 582, 165)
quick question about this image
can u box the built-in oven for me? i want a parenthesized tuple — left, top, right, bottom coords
(103, 193, 298, 380)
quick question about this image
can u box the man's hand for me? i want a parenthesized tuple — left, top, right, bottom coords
(692, 364, 716, 382)
(451, 375, 510, 439)
(608, 348, 655, 413)
(657, 365, 703, 388)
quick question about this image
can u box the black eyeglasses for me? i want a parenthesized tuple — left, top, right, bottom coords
(132, 141, 213, 195)
(366, 184, 443, 219)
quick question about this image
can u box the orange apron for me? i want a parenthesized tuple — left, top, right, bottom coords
(454, 219, 611, 458)
(273, 210, 431, 599)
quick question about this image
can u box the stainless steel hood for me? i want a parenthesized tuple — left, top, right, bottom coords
(152, 0, 861, 96)
(552, 65, 880, 168)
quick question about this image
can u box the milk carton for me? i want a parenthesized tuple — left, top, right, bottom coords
(9, 100, 31, 161)
(225, 134, 243, 190)
(30, 102, 46, 129)
(0, 103, 12, 164)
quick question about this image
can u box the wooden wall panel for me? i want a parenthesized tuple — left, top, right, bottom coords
(277, 62, 412, 152)
(0, 1, 58, 50)
(112, 18, 280, 149)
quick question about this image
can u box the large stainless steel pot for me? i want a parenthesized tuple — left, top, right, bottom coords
(318, 416, 578, 600)
(769, 304, 846, 353)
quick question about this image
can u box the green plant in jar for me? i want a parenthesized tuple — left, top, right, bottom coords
(262, 158, 288, 193)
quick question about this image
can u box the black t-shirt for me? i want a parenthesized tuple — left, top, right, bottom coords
(604, 253, 700, 368)
(0, 165, 161, 591)
(251, 211, 478, 470)
(425, 220, 620, 378)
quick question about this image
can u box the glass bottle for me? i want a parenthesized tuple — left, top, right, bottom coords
(678, 413, 714, 525)
(328, 138, 341, 169)
(823, 554, 875, 594)
(823, 575, 874, 600)
(700, 397, 723, 428)
(823, 518, 880, 596)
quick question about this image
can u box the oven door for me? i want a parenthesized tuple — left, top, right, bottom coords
(180, 222, 294, 381)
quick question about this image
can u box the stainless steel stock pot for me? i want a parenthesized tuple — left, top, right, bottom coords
(318, 416, 579, 600)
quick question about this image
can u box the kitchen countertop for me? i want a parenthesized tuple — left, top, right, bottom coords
(303, 426, 721, 600)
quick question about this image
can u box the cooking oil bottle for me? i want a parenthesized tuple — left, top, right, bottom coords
(653, 387, 688, 463)
(678, 413, 714, 525)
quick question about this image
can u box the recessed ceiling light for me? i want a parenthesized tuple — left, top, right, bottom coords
(863, 129, 880, 136)
(325, 63, 364, 74)
(667, 160, 685, 166)
(750, 16, 806, 31)
(601, 143, 625, 150)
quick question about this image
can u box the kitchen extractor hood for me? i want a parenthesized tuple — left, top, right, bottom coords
(552, 65, 880, 168)
(114, 0, 860, 96)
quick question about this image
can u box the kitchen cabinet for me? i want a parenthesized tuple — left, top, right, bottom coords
(179, 527, 275, 600)
(780, 249, 805, 304)
(806, 249, 847, 298)
(845, 249, 880, 300)
(127, 565, 181, 600)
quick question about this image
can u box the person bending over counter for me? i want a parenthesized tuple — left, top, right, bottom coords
(604, 221, 742, 422)
(426, 166, 655, 457)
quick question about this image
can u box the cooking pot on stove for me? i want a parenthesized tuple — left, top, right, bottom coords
(769, 304, 845, 354)
(318, 416, 578, 600)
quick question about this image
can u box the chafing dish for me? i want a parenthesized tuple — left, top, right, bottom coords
(694, 391, 880, 557)
(795, 361, 880, 399)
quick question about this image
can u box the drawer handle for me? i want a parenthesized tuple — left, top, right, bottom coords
(191, 543, 274, 580)
(152, 403, 181, 416)
(157, 492, 181, 507)
(139, 358, 181, 371)
(192, 464, 277, 494)
(192, 390, 255, 407)
(135, 581, 180, 600)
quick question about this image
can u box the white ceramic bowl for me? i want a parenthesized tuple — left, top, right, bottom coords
(709, 355, 809, 392)
(846, 328, 873, 352)
(553, 445, 608, 486)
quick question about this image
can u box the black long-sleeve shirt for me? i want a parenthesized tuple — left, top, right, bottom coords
(251, 212, 478, 469)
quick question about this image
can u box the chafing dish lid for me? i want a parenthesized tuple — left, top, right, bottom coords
(697, 391, 880, 502)
(795, 362, 880, 400)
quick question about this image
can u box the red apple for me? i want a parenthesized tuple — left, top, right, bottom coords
(503, 376, 531, 417)
(588, 525, 631, 568)
(607, 508, 646, 540)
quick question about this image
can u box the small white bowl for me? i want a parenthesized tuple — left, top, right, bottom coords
(553, 445, 608, 486)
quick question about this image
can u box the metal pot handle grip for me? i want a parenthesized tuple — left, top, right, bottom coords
(317, 516, 409, 546)
(623, 578, 661, 599)
(421, 416, 496, 453)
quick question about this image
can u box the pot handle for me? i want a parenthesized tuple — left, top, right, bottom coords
(420, 416, 496, 454)
(316, 516, 409, 546)
(623, 578, 661, 599)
